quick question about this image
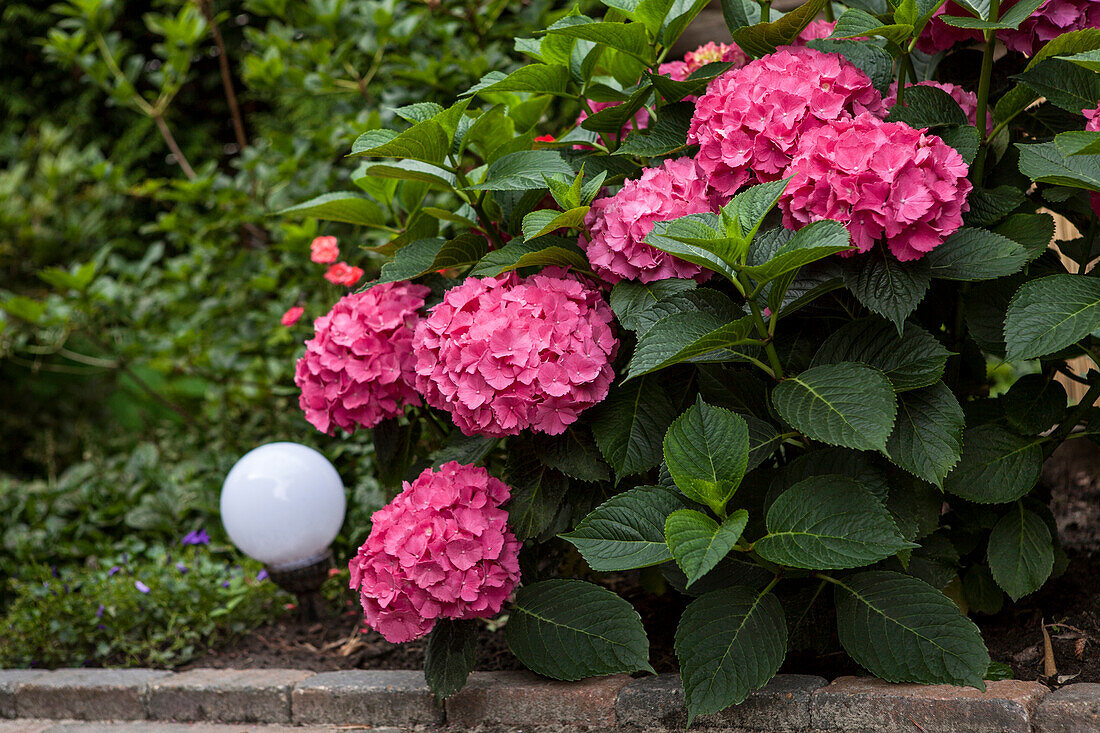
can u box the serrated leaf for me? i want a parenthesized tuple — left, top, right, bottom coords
(350, 120, 449, 163)
(831, 8, 913, 46)
(663, 399, 750, 514)
(506, 453, 570, 541)
(1014, 59, 1100, 115)
(543, 17, 655, 63)
(561, 485, 688, 570)
(623, 289, 737, 337)
(1017, 138, 1100, 193)
(745, 414, 780, 471)
(463, 64, 570, 97)
(732, 0, 828, 57)
(740, 220, 852, 284)
(987, 504, 1053, 601)
(424, 619, 477, 701)
(885, 382, 964, 487)
(537, 427, 611, 483)
(811, 317, 952, 392)
(592, 375, 678, 480)
(993, 213, 1055, 261)
(755, 476, 915, 570)
(666, 509, 749, 587)
(650, 61, 737, 101)
(470, 237, 590, 277)
(833, 571, 989, 688)
(470, 150, 575, 191)
(627, 313, 757, 379)
(375, 233, 488, 285)
(521, 207, 590, 241)
(722, 178, 792, 242)
(357, 160, 457, 191)
(507, 579, 653, 680)
(428, 434, 497, 468)
(645, 218, 740, 283)
(843, 250, 931, 331)
(772, 362, 897, 452)
(963, 187, 1026, 227)
(925, 227, 1028, 282)
(1004, 274, 1100, 361)
(609, 279, 697, 331)
(944, 425, 1043, 504)
(1000, 373, 1068, 436)
(675, 586, 786, 723)
(614, 102, 693, 157)
(887, 85, 969, 128)
(940, 0, 1043, 28)
(279, 192, 385, 227)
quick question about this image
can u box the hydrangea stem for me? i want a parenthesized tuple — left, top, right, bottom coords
(972, 0, 1000, 182)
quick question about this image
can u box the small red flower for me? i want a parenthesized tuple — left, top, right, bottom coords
(534, 134, 556, 143)
(310, 235, 339, 263)
(324, 262, 364, 286)
(281, 306, 304, 326)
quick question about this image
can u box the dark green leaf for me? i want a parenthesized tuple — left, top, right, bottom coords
(663, 399, 750, 514)
(561, 485, 688, 570)
(925, 227, 1028, 282)
(963, 187, 1026, 227)
(375, 233, 488, 285)
(537, 428, 612, 483)
(470, 237, 590, 277)
(885, 382, 965, 488)
(755, 476, 915, 570)
(470, 150, 575, 191)
(833, 571, 989, 687)
(732, 0, 828, 57)
(675, 586, 786, 723)
(627, 313, 757, 379)
(591, 375, 678, 480)
(665, 509, 749, 587)
(350, 120, 449, 163)
(987, 504, 1054, 601)
(506, 453, 570, 541)
(507, 579, 653, 680)
(614, 102, 693, 157)
(772, 362, 897, 452)
(830, 9, 913, 46)
(521, 207, 589, 241)
(424, 619, 477, 701)
(463, 64, 570, 97)
(887, 84, 969, 128)
(543, 17, 655, 63)
(944, 425, 1043, 504)
(1013, 59, 1100, 114)
(1017, 137, 1100, 193)
(941, 0, 1044, 28)
(843, 250, 931, 331)
(609, 279, 697, 331)
(811, 317, 952, 392)
(1004, 274, 1100, 361)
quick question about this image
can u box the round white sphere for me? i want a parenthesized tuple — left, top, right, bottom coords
(220, 442, 346, 569)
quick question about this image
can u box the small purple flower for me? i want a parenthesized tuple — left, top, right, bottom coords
(135, 580, 151, 594)
(222, 581, 231, 588)
(51, 566, 59, 577)
(95, 604, 105, 618)
(256, 569, 268, 582)
(108, 566, 122, 576)
(96, 624, 106, 631)
(176, 562, 189, 574)
(180, 529, 211, 546)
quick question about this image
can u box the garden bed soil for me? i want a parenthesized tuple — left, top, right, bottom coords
(187, 441, 1100, 685)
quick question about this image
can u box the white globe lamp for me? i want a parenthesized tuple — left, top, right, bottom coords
(221, 442, 346, 615)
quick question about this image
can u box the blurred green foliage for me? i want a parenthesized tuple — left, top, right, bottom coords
(1, 0, 566, 615)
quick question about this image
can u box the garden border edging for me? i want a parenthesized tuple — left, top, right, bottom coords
(2, 668, 1098, 732)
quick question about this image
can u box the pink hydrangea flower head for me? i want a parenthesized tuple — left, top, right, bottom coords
(794, 20, 836, 43)
(999, 0, 1100, 56)
(281, 306, 304, 327)
(310, 235, 339, 264)
(884, 80, 992, 134)
(324, 262, 364, 286)
(581, 157, 717, 284)
(688, 48, 885, 197)
(295, 281, 429, 434)
(916, 4, 984, 53)
(780, 113, 972, 262)
(412, 268, 618, 437)
(659, 41, 748, 82)
(1085, 103, 1100, 216)
(349, 461, 521, 644)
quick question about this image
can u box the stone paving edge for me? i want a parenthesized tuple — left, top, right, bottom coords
(2, 668, 1099, 731)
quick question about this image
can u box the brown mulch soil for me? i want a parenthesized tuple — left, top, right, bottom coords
(187, 441, 1100, 684)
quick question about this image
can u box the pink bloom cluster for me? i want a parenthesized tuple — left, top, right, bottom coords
(885, 80, 992, 134)
(310, 235, 339, 263)
(688, 47, 884, 197)
(349, 462, 521, 643)
(1085, 103, 1100, 216)
(919, 0, 1100, 56)
(999, 0, 1100, 56)
(780, 113, 972, 262)
(582, 157, 716, 283)
(281, 306, 304, 327)
(794, 20, 836, 43)
(325, 262, 364, 286)
(295, 282, 429, 434)
(659, 42, 747, 82)
(413, 269, 617, 437)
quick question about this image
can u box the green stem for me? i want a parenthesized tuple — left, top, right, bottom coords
(971, 0, 1000, 182)
(897, 54, 908, 107)
(824, 3, 835, 22)
(741, 275, 784, 379)
(759, 1, 771, 22)
(453, 165, 505, 249)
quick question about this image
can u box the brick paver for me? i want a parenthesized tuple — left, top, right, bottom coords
(15, 669, 172, 721)
(1034, 683, 1100, 733)
(291, 670, 442, 726)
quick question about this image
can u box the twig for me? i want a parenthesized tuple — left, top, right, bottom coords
(152, 113, 197, 180)
(197, 0, 248, 150)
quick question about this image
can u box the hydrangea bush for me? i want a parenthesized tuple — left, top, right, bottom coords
(285, 0, 1100, 718)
